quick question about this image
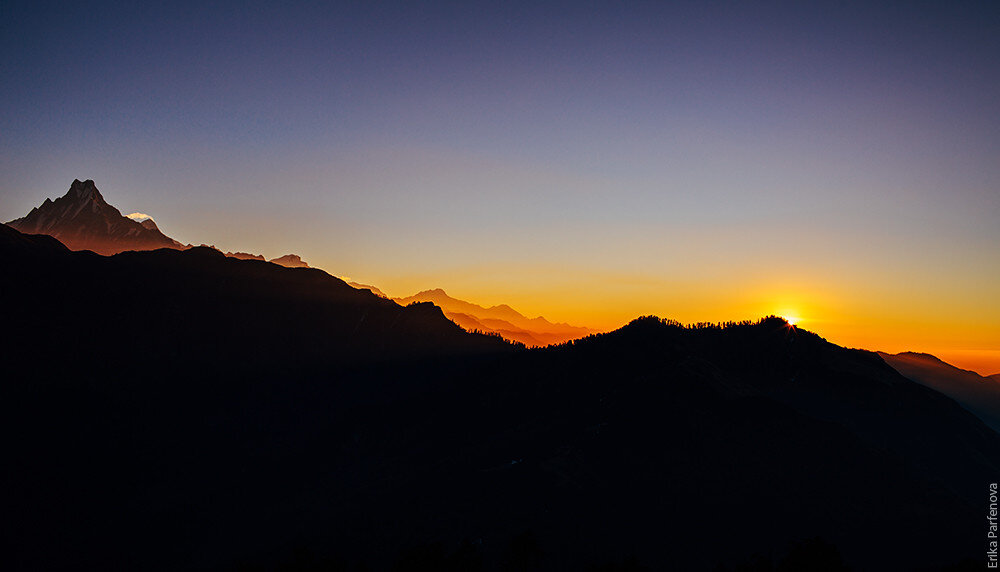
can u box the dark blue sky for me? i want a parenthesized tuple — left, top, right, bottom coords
(5, 1, 997, 166)
(2, 0, 999, 369)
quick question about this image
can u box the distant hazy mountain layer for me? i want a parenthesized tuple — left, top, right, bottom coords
(394, 288, 597, 347)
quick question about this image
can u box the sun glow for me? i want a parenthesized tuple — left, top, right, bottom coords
(781, 313, 800, 326)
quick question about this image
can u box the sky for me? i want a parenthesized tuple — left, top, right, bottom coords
(2, 1, 998, 373)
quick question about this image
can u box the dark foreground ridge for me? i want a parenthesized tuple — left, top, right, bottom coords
(2, 224, 996, 571)
(0, 222, 510, 370)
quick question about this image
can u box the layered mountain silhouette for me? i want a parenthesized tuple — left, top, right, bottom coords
(880, 351, 1000, 432)
(348, 281, 389, 298)
(2, 223, 995, 570)
(6, 179, 182, 255)
(394, 288, 597, 347)
(227, 251, 310, 267)
(225, 250, 266, 261)
(9, 180, 586, 349)
(223, 249, 310, 266)
(0, 223, 506, 368)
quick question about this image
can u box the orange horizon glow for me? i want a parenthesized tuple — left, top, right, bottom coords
(325, 266, 999, 376)
(4, 1, 997, 382)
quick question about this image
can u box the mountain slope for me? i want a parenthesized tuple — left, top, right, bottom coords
(6, 179, 182, 255)
(880, 350, 1000, 432)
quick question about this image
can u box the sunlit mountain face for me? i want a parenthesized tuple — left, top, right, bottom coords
(6, 179, 182, 255)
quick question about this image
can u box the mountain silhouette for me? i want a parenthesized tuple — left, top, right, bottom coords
(6, 180, 317, 269)
(444, 311, 547, 347)
(269, 253, 309, 267)
(8, 180, 583, 349)
(6, 179, 183, 255)
(226, 250, 266, 261)
(348, 281, 389, 298)
(880, 351, 1000, 432)
(0, 223, 509, 372)
(394, 288, 596, 346)
(217, 248, 310, 265)
(2, 225, 996, 571)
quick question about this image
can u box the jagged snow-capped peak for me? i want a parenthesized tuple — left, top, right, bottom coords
(5, 180, 180, 255)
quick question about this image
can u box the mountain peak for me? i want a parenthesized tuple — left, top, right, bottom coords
(68, 179, 102, 202)
(882, 351, 951, 367)
(269, 254, 309, 268)
(6, 179, 180, 255)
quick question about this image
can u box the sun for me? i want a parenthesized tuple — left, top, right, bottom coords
(776, 309, 801, 326)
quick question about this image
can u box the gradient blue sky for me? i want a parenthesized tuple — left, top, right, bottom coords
(2, 1, 998, 371)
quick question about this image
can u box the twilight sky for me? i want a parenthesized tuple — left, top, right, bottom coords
(2, 1, 998, 372)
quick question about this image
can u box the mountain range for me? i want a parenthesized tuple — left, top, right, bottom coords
(3, 218, 997, 570)
(394, 288, 597, 347)
(8, 180, 583, 343)
(3, 180, 998, 569)
(0, 222, 503, 369)
(6, 179, 310, 267)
